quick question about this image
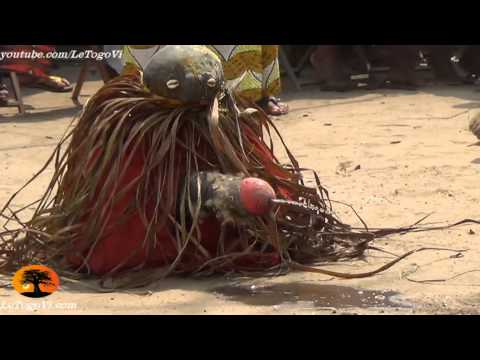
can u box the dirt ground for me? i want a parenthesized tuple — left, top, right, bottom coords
(1, 65, 480, 315)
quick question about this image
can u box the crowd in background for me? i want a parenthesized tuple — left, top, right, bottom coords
(306, 45, 480, 91)
(2, 45, 480, 115)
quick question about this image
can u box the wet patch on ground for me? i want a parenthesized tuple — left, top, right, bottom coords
(213, 282, 412, 309)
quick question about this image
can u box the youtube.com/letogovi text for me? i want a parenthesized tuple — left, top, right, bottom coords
(0, 48, 123, 62)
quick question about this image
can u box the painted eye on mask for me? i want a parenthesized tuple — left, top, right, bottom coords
(166, 79, 180, 89)
(207, 78, 217, 88)
(143, 45, 225, 103)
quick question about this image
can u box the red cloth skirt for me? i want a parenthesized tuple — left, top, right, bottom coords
(65, 128, 285, 275)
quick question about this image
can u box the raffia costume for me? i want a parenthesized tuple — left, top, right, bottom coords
(1, 45, 440, 285)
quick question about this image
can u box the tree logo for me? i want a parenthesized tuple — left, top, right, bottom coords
(12, 265, 60, 298)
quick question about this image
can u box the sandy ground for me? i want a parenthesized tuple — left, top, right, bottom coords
(1, 66, 480, 315)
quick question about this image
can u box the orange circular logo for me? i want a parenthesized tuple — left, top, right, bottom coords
(12, 265, 60, 298)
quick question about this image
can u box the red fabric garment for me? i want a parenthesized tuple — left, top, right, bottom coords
(66, 125, 286, 275)
(66, 144, 192, 275)
(0, 45, 55, 78)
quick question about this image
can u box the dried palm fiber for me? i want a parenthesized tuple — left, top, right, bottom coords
(469, 110, 480, 146)
(1, 45, 476, 286)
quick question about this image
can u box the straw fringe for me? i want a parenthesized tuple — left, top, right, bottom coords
(0, 70, 411, 284)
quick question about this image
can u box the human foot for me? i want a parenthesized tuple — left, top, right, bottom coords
(20, 75, 73, 92)
(257, 96, 289, 116)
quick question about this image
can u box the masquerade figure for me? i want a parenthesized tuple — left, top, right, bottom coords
(0, 45, 388, 285)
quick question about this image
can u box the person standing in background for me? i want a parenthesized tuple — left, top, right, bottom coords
(208, 45, 288, 116)
(103, 45, 124, 75)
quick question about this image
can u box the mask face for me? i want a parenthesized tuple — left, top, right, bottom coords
(143, 45, 225, 105)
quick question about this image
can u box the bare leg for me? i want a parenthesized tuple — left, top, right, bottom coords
(0, 81, 8, 105)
